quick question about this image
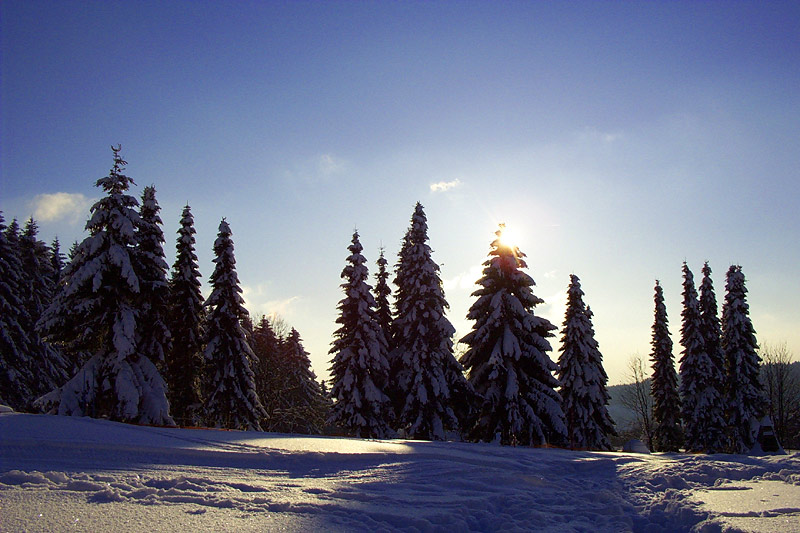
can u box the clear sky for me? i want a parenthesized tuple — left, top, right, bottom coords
(3, 1, 799, 385)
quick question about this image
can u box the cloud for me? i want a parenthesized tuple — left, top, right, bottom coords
(443, 263, 483, 292)
(577, 127, 623, 144)
(543, 269, 559, 280)
(29, 192, 93, 223)
(241, 283, 300, 318)
(284, 153, 347, 184)
(318, 153, 346, 176)
(429, 178, 462, 193)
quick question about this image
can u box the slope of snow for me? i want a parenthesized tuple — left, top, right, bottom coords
(1, 411, 798, 532)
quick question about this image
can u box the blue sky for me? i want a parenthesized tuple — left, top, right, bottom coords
(3, 1, 798, 384)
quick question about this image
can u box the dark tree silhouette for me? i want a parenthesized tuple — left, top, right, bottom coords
(679, 263, 726, 453)
(722, 265, 766, 453)
(166, 204, 205, 425)
(203, 219, 266, 430)
(650, 280, 682, 452)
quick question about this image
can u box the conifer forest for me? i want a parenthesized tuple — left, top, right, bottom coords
(2, 146, 798, 451)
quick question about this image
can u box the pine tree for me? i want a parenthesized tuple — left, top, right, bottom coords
(0, 212, 39, 409)
(650, 280, 682, 452)
(390, 203, 474, 440)
(136, 186, 171, 371)
(19, 218, 56, 322)
(374, 247, 393, 353)
(270, 328, 328, 434)
(166, 204, 205, 425)
(697, 262, 727, 452)
(252, 315, 283, 429)
(50, 237, 65, 286)
(721, 265, 766, 453)
(203, 219, 266, 430)
(679, 263, 726, 453)
(19, 218, 72, 399)
(328, 231, 393, 438)
(460, 225, 566, 446)
(557, 275, 616, 450)
(36, 146, 173, 424)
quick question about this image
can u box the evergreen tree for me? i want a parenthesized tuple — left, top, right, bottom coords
(136, 186, 171, 371)
(0, 212, 39, 409)
(203, 219, 266, 430)
(721, 265, 766, 453)
(270, 328, 328, 434)
(19, 218, 72, 398)
(460, 225, 566, 446)
(4, 218, 21, 247)
(251, 315, 281, 427)
(328, 231, 393, 438)
(166, 204, 205, 425)
(374, 247, 393, 353)
(36, 146, 173, 424)
(19, 218, 56, 322)
(557, 275, 616, 450)
(50, 237, 65, 286)
(649, 280, 682, 452)
(390, 203, 474, 440)
(698, 262, 728, 452)
(679, 263, 726, 453)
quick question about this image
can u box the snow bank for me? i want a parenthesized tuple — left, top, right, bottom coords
(1, 412, 798, 532)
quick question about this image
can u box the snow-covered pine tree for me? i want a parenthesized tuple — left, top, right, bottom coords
(697, 262, 727, 452)
(36, 146, 173, 425)
(203, 218, 266, 430)
(270, 328, 327, 434)
(460, 225, 566, 446)
(166, 204, 205, 425)
(583, 306, 617, 446)
(0, 212, 39, 409)
(374, 247, 393, 353)
(252, 315, 283, 429)
(390, 203, 474, 440)
(649, 280, 682, 452)
(721, 265, 766, 453)
(679, 263, 726, 453)
(557, 275, 616, 450)
(135, 186, 171, 372)
(328, 231, 393, 438)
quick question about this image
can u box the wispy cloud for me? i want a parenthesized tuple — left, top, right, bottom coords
(577, 127, 623, 144)
(241, 283, 300, 318)
(443, 263, 483, 292)
(29, 192, 93, 223)
(284, 153, 347, 185)
(430, 178, 462, 193)
(318, 153, 346, 176)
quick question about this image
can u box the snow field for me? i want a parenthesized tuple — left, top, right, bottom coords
(1, 412, 798, 532)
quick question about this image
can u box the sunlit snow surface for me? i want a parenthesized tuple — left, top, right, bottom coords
(1, 412, 798, 532)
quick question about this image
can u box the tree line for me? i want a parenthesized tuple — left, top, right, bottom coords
(1, 146, 327, 432)
(2, 146, 793, 452)
(620, 264, 797, 452)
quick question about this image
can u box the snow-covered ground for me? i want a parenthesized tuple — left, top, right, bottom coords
(1, 411, 798, 532)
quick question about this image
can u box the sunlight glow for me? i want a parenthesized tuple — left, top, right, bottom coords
(496, 223, 522, 250)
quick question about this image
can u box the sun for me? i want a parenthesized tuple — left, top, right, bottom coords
(496, 223, 522, 250)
